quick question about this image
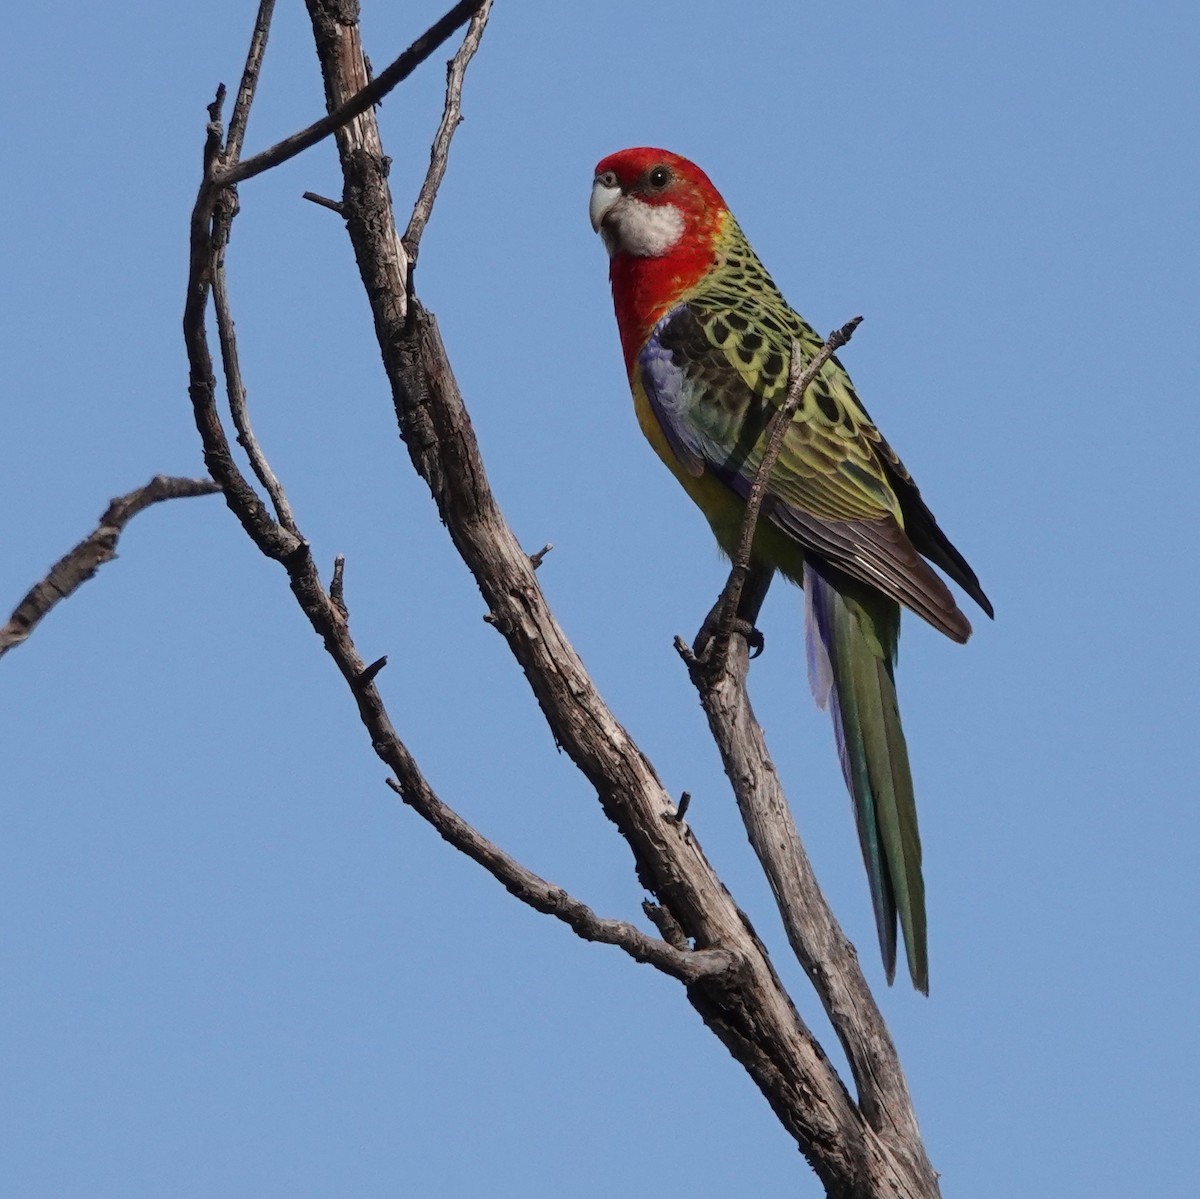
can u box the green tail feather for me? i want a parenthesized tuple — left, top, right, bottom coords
(805, 559, 928, 993)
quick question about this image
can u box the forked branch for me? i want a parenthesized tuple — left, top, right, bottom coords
(293, 3, 939, 1195)
(404, 0, 492, 259)
(174, 0, 943, 1193)
(180, 0, 729, 1029)
(672, 312, 936, 1149)
(216, 0, 488, 188)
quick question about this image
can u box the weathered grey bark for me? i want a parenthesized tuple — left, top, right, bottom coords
(0, 476, 219, 660)
(685, 633, 932, 1162)
(289, 3, 942, 1194)
(3, 1, 946, 1193)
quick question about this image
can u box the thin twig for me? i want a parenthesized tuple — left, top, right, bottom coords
(302, 191, 345, 215)
(179, 2, 728, 1002)
(403, 0, 492, 258)
(676, 317, 931, 1143)
(225, 0, 277, 163)
(711, 318, 863, 667)
(295, 8, 923, 1187)
(189, 8, 301, 541)
(217, 0, 487, 188)
(212, 255, 300, 534)
(358, 655, 388, 685)
(185, 86, 300, 559)
(0, 477, 219, 660)
(181, 2, 942, 1191)
(383, 779, 733, 982)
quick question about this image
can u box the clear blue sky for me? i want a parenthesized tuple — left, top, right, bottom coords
(3, 2, 1197, 1195)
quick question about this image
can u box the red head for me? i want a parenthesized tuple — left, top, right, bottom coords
(590, 148, 730, 369)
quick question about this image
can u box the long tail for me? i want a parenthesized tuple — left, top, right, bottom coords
(804, 557, 928, 993)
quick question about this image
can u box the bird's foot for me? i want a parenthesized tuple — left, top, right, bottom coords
(693, 611, 765, 662)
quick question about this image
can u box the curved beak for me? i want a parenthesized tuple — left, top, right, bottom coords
(589, 179, 622, 233)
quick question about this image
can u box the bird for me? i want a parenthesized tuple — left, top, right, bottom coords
(589, 147, 992, 993)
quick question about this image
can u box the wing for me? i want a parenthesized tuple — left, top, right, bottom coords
(873, 432, 994, 619)
(638, 298, 983, 642)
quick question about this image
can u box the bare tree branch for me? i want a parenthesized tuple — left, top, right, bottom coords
(216, 0, 487, 188)
(0, 476, 219, 661)
(4, 5, 948, 1191)
(383, 779, 734, 983)
(204, 0, 301, 535)
(296, 5, 940, 1194)
(301, 190, 344, 215)
(211, 231, 300, 535)
(225, 0, 276, 164)
(673, 311, 934, 1156)
(403, 0, 492, 259)
(185, 89, 298, 558)
(180, 0, 729, 1030)
(175, 2, 945, 1192)
(680, 631, 931, 1156)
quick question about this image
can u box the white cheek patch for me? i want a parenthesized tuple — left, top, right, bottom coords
(608, 198, 685, 258)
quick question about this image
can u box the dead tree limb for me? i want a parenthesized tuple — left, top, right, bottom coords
(671, 316, 929, 1148)
(680, 629, 930, 1156)
(0, 2, 955, 1190)
(403, 0, 492, 260)
(0, 476, 219, 661)
(0, 1, 946, 1191)
(0, 0, 947, 1191)
(290, 3, 941, 1194)
(216, 0, 488, 188)
(180, 0, 733, 1041)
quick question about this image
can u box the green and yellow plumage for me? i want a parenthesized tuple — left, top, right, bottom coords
(593, 148, 991, 991)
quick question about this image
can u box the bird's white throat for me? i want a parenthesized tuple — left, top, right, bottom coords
(592, 188, 685, 259)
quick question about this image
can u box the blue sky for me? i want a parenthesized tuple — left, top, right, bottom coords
(2, 2, 1198, 1195)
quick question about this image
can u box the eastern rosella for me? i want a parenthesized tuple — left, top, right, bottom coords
(589, 147, 992, 993)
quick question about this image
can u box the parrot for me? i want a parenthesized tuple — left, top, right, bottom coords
(589, 147, 992, 993)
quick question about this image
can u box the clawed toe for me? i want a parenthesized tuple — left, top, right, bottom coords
(694, 615, 765, 661)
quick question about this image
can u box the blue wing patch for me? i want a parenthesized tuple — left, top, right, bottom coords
(637, 309, 707, 478)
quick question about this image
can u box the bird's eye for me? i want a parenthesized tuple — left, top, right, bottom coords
(648, 166, 671, 189)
